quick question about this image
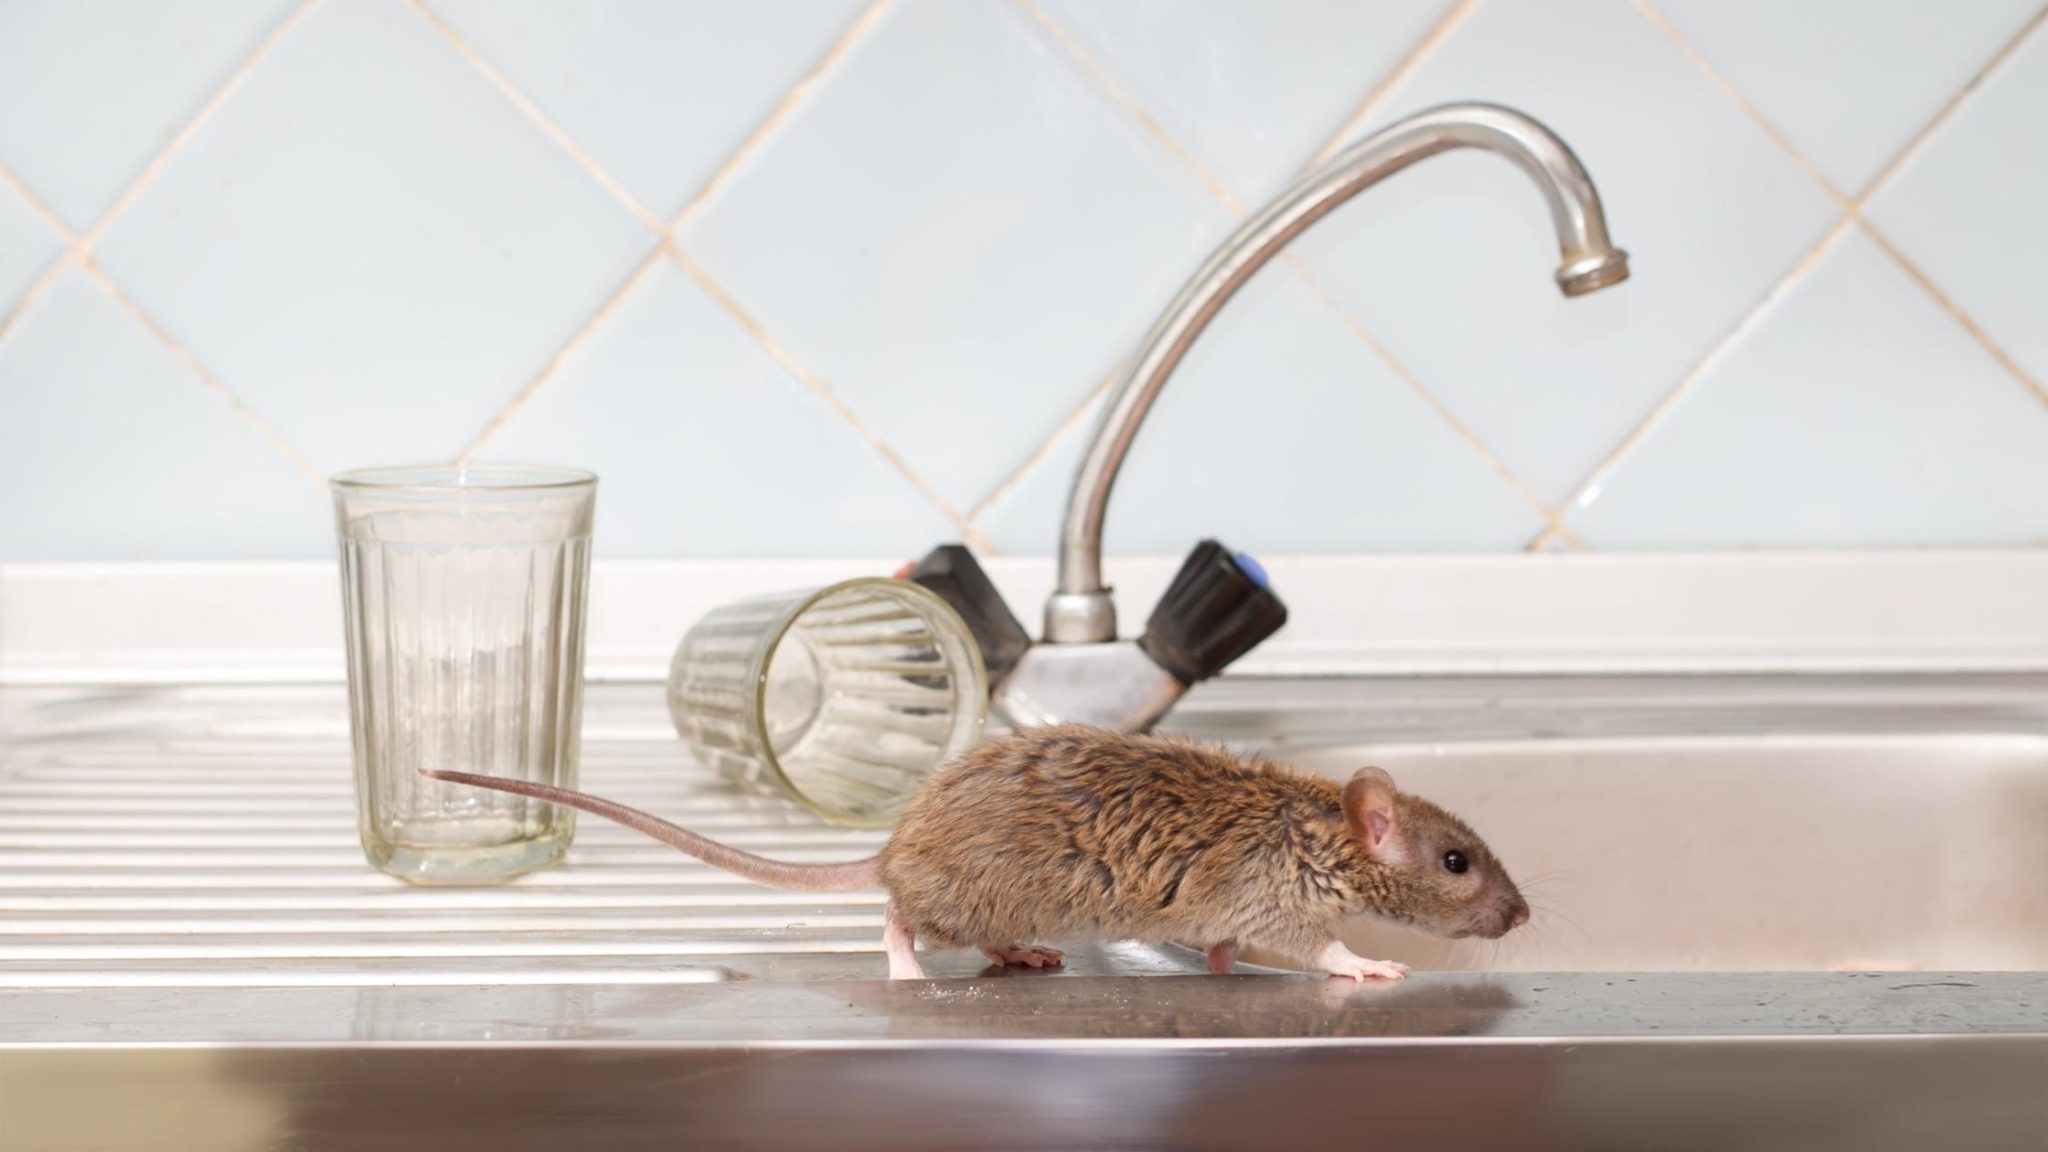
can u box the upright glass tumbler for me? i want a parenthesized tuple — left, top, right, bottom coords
(667, 579, 987, 827)
(332, 465, 596, 885)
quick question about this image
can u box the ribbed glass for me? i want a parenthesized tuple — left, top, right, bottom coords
(666, 579, 986, 827)
(332, 465, 596, 884)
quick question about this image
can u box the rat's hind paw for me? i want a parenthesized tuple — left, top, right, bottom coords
(980, 943, 1065, 969)
(1314, 941, 1407, 982)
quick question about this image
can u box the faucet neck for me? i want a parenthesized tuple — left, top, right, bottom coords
(1044, 103, 1627, 644)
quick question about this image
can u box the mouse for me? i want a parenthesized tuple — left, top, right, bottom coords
(424, 723, 1528, 981)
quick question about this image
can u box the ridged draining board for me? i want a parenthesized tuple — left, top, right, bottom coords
(0, 684, 891, 987)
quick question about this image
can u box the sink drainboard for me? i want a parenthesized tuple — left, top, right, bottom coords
(0, 684, 892, 988)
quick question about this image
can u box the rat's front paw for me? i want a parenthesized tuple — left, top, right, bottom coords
(1314, 941, 1408, 982)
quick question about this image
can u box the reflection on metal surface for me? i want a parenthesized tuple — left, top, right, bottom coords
(3, 676, 2047, 1149)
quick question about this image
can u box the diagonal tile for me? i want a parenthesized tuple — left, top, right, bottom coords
(0, 175, 66, 319)
(679, 0, 1232, 515)
(1865, 19, 2048, 389)
(1568, 229, 2048, 549)
(0, 268, 330, 561)
(1294, 0, 1841, 504)
(1653, 0, 2040, 195)
(0, 0, 298, 232)
(93, 0, 655, 476)
(424, 0, 867, 221)
(1035, 0, 1455, 206)
(483, 259, 956, 558)
(976, 265, 1543, 555)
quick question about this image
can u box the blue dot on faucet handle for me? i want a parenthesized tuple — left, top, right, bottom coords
(1234, 552, 1270, 589)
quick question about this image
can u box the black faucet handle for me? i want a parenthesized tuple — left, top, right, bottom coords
(900, 544, 1031, 689)
(1138, 539, 1288, 686)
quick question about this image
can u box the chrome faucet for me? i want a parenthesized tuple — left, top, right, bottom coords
(983, 103, 1628, 732)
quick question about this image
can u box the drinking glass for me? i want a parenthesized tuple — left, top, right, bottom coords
(332, 464, 596, 884)
(667, 579, 986, 826)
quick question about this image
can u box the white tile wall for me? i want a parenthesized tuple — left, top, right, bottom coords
(1, 0, 2043, 561)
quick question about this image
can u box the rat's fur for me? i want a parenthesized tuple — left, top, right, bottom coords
(426, 724, 1527, 980)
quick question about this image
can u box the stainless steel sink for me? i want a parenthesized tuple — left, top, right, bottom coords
(3, 675, 2045, 1150)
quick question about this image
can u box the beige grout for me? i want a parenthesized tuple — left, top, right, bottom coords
(1863, 224, 2048, 405)
(1554, 216, 1860, 523)
(0, 2, 327, 489)
(1607, 0, 2048, 487)
(82, 0, 323, 253)
(965, 367, 1118, 526)
(1278, 251, 1558, 525)
(1850, 4, 2046, 204)
(671, 249, 975, 536)
(79, 262, 326, 485)
(456, 240, 672, 464)
(1014, 0, 1243, 212)
(0, 161, 80, 346)
(405, 0, 663, 233)
(1548, 1, 2048, 538)
(414, 0, 968, 536)
(1305, 0, 1478, 169)
(1632, 0, 1849, 205)
(671, 0, 895, 231)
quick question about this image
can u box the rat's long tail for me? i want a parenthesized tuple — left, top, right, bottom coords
(421, 770, 880, 891)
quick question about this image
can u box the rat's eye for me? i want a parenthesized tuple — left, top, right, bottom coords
(1443, 850, 1469, 874)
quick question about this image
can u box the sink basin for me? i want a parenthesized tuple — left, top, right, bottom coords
(1284, 733, 2048, 973)
(3, 675, 2044, 1150)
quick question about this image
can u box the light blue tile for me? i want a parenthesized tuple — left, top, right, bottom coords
(0, 0, 297, 231)
(1569, 229, 2048, 550)
(1296, 0, 1841, 504)
(1866, 22, 2048, 388)
(975, 264, 1544, 555)
(1036, 0, 1454, 206)
(93, 0, 655, 476)
(0, 268, 330, 560)
(482, 259, 957, 558)
(679, 0, 1233, 515)
(1656, 0, 2039, 195)
(425, 0, 866, 220)
(0, 176, 66, 318)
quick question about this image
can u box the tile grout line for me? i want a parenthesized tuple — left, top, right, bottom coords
(1, 1, 328, 485)
(0, 162, 80, 346)
(455, 241, 672, 464)
(670, 250, 975, 535)
(404, 0, 663, 232)
(1630, 0, 1850, 204)
(1550, 1, 2048, 537)
(82, 0, 324, 253)
(1554, 216, 1859, 526)
(420, 0, 964, 534)
(1306, 0, 1478, 168)
(1640, 0, 2045, 403)
(964, 367, 1118, 526)
(670, 0, 895, 232)
(79, 263, 327, 485)
(1022, 0, 1556, 539)
(1848, 4, 2046, 206)
(1862, 224, 2048, 406)
(1013, 0, 1243, 212)
(1278, 251, 1559, 526)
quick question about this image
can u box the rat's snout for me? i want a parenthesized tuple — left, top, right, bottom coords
(1479, 895, 1530, 939)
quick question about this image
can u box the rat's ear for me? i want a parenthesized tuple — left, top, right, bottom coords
(1343, 767, 1405, 862)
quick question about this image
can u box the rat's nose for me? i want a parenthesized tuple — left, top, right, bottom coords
(1507, 901, 1530, 931)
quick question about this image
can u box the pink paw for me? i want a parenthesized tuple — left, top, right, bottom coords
(1315, 941, 1408, 982)
(980, 944, 1065, 969)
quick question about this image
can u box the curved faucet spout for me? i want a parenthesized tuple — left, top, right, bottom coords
(1044, 102, 1630, 644)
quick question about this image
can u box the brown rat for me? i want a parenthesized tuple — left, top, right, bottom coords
(425, 723, 1528, 981)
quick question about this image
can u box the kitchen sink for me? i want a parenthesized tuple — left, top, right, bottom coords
(3, 675, 2045, 1150)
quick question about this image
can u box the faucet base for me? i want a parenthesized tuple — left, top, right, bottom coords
(996, 641, 1185, 733)
(1044, 589, 1119, 645)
